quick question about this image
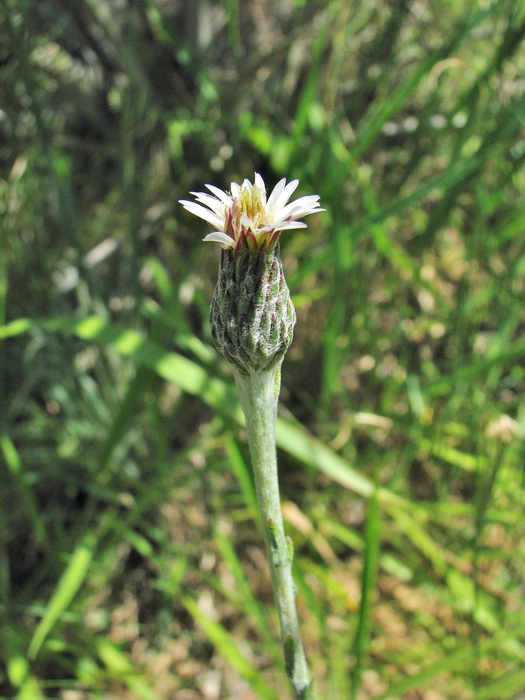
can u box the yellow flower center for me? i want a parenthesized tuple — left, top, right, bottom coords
(237, 184, 267, 229)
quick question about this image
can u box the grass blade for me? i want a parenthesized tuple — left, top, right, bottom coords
(28, 531, 98, 659)
(372, 622, 525, 700)
(183, 596, 281, 700)
(474, 669, 525, 700)
(0, 433, 50, 550)
(96, 637, 163, 700)
(350, 491, 381, 699)
(352, 4, 494, 158)
(224, 434, 259, 522)
(214, 526, 279, 657)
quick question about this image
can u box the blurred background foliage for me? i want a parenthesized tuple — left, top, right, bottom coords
(1, 0, 525, 697)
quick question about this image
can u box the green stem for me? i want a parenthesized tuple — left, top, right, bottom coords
(233, 364, 314, 700)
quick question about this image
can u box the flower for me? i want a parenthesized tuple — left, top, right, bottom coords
(179, 172, 324, 253)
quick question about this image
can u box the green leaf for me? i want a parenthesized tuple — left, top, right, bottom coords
(0, 433, 50, 549)
(351, 491, 381, 699)
(17, 675, 46, 700)
(0, 318, 32, 339)
(419, 438, 479, 471)
(28, 531, 98, 659)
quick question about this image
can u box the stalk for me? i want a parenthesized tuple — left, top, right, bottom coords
(233, 364, 314, 700)
(180, 172, 323, 698)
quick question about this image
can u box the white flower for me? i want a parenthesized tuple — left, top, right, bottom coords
(179, 172, 324, 253)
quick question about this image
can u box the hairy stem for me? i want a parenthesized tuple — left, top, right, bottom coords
(233, 365, 314, 700)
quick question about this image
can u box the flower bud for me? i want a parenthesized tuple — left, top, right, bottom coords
(210, 244, 296, 373)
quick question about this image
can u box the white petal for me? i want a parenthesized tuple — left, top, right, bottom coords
(273, 195, 323, 222)
(240, 213, 255, 229)
(180, 200, 223, 229)
(205, 184, 232, 205)
(288, 194, 321, 207)
(266, 178, 287, 209)
(231, 182, 240, 198)
(203, 231, 235, 246)
(273, 179, 299, 211)
(271, 221, 308, 232)
(254, 172, 266, 203)
(192, 191, 227, 215)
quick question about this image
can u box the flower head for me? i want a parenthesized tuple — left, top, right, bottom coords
(180, 173, 324, 254)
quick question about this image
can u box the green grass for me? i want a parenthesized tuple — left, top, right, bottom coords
(1, 0, 525, 697)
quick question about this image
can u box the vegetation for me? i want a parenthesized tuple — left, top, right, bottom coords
(2, 0, 525, 698)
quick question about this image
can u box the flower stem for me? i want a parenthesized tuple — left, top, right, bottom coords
(233, 364, 314, 700)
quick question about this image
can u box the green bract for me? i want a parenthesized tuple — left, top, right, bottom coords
(210, 245, 296, 374)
